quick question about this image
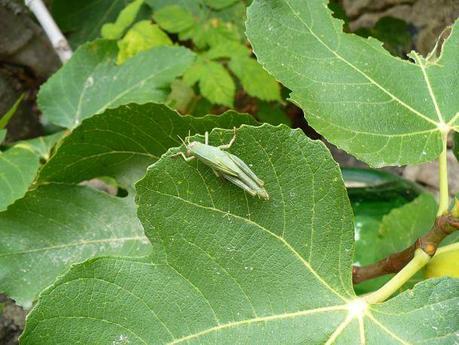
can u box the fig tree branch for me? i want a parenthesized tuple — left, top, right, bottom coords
(352, 213, 459, 285)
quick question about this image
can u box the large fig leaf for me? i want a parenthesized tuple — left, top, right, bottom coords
(246, 0, 459, 167)
(38, 103, 256, 186)
(20, 126, 459, 343)
(0, 185, 149, 308)
(38, 41, 194, 129)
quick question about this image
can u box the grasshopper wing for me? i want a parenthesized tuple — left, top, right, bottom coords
(227, 152, 265, 187)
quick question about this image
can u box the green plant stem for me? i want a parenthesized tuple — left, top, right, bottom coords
(364, 249, 431, 304)
(437, 133, 449, 216)
(352, 214, 459, 284)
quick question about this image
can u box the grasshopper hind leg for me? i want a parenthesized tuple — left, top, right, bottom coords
(221, 174, 257, 197)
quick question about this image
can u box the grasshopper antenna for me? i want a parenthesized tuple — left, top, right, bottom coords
(177, 135, 187, 147)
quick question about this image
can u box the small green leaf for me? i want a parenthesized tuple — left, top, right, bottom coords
(166, 79, 195, 113)
(38, 40, 195, 128)
(206, 42, 250, 60)
(246, 1, 459, 167)
(116, 21, 172, 64)
(0, 94, 24, 129)
(153, 5, 195, 33)
(205, 20, 240, 47)
(180, 19, 241, 49)
(0, 146, 39, 212)
(38, 103, 256, 186)
(0, 130, 5, 144)
(199, 60, 235, 106)
(52, 0, 130, 47)
(101, 0, 145, 40)
(183, 59, 205, 86)
(211, 1, 247, 32)
(146, 0, 246, 32)
(0, 184, 150, 308)
(204, 0, 238, 10)
(184, 58, 236, 106)
(229, 56, 281, 101)
(20, 126, 459, 344)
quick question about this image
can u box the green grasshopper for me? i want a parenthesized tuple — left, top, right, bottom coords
(174, 129, 269, 200)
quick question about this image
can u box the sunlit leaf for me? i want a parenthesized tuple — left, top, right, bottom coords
(184, 59, 236, 107)
(246, 0, 459, 167)
(117, 21, 172, 64)
(101, 0, 145, 40)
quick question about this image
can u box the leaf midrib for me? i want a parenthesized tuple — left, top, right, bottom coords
(0, 236, 145, 258)
(412, 52, 444, 124)
(167, 305, 347, 345)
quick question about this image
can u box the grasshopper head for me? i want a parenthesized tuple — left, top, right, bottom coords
(178, 135, 194, 156)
